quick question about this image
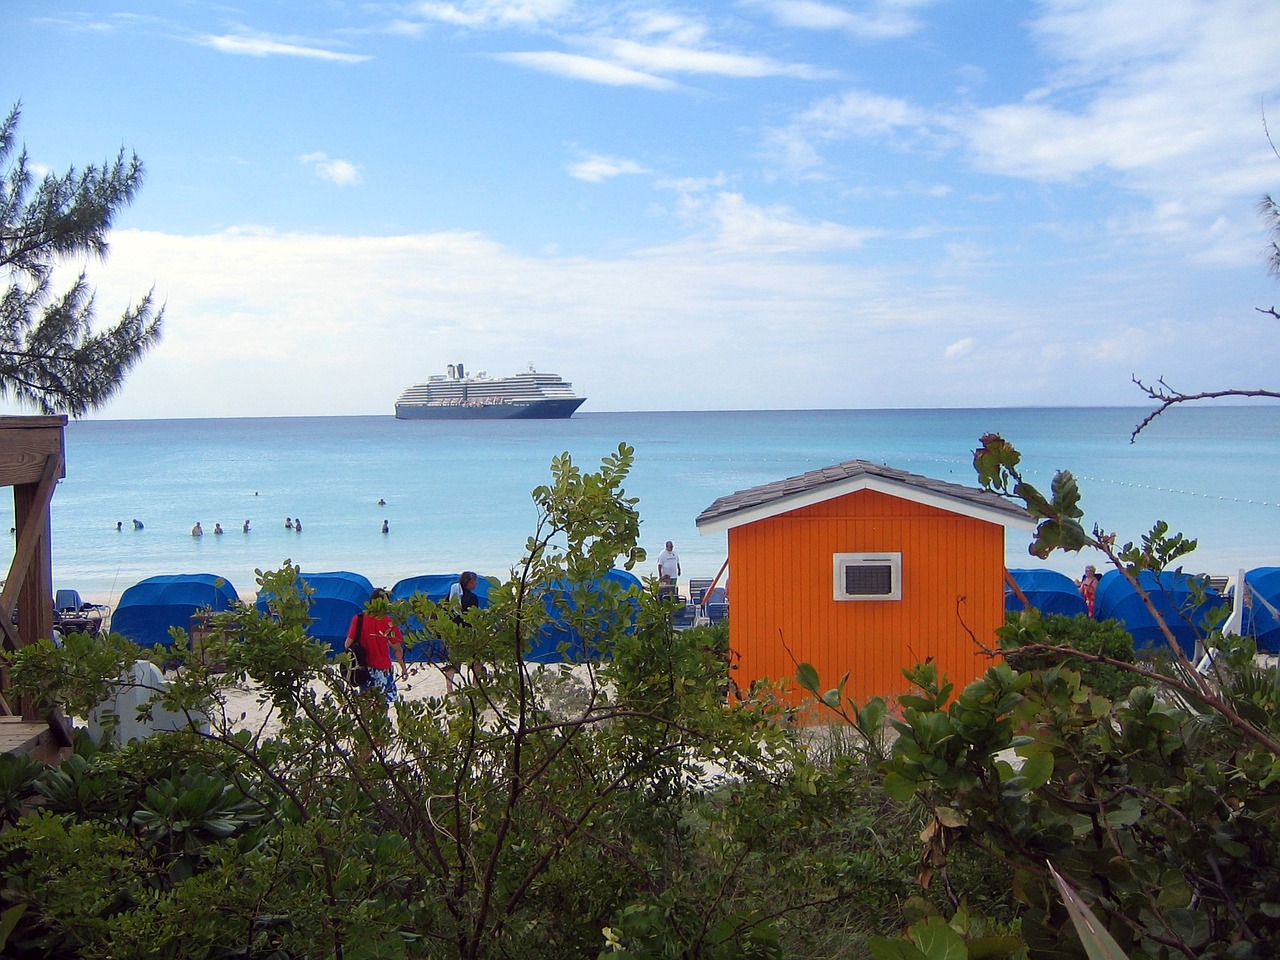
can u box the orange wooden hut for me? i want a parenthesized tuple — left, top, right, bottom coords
(695, 458, 1032, 710)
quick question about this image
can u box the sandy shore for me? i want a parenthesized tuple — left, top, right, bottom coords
(164, 664, 457, 741)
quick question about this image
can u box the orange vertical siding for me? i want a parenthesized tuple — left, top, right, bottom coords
(728, 488, 1005, 710)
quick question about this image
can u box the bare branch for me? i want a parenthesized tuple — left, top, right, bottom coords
(1130, 376, 1280, 440)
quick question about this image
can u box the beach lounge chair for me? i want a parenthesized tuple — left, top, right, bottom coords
(54, 589, 83, 614)
(688, 578, 714, 614)
(703, 586, 728, 623)
(53, 588, 110, 637)
(672, 602, 697, 629)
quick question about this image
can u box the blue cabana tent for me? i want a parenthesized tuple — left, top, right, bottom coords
(112, 574, 239, 649)
(390, 574, 494, 662)
(1004, 569, 1088, 617)
(256, 571, 374, 656)
(1094, 569, 1226, 658)
(1243, 567, 1280, 654)
(527, 568, 642, 663)
(391, 574, 494, 607)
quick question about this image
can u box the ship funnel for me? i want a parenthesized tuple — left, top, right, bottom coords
(447, 364, 456, 379)
(457, 362, 465, 379)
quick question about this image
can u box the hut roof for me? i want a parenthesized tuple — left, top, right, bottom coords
(695, 458, 1034, 534)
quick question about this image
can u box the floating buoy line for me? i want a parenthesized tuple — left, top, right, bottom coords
(1079, 475, 1277, 508)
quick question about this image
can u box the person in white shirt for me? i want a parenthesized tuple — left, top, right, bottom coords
(656, 541, 681, 586)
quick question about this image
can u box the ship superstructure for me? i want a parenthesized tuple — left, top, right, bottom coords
(395, 363, 586, 420)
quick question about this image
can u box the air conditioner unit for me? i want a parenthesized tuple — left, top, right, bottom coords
(833, 553, 902, 601)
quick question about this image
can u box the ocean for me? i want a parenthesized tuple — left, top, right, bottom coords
(12, 406, 1280, 605)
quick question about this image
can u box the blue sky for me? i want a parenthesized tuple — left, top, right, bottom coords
(5, 0, 1280, 418)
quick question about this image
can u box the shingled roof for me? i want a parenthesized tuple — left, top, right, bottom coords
(695, 458, 1034, 534)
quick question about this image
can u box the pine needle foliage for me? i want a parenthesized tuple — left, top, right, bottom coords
(0, 103, 162, 416)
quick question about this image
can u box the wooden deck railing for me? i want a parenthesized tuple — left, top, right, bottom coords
(0, 416, 74, 762)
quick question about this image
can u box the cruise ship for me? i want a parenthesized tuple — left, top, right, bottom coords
(394, 363, 587, 420)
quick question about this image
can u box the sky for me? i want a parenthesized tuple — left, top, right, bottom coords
(4, 0, 1280, 419)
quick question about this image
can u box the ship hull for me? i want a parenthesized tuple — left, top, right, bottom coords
(395, 397, 586, 421)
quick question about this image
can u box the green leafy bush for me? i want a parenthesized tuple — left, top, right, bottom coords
(1, 448, 937, 960)
(998, 610, 1144, 702)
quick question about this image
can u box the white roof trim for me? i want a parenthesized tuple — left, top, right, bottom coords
(696, 474, 1036, 535)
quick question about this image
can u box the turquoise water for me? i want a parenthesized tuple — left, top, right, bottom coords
(11, 406, 1280, 604)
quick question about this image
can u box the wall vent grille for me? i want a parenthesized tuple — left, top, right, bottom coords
(833, 553, 902, 601)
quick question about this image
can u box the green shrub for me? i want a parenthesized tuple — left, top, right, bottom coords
(998, 609, 1144, 701)
(4, 449, 950, 960)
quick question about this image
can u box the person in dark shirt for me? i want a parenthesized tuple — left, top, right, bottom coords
(441, 571, 481, 692)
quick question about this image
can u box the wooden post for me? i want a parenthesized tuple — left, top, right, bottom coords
(14, 478, 54, 719)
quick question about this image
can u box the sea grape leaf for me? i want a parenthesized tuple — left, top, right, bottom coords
(910, 917, 968, 960)
(796, 662, 820, 696)
(883, 771, 918, 802)
(1017, 751, 1054, 789)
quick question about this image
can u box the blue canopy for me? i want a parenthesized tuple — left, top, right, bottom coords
(256, 570, 373, 656)
(112, 574, 239, 649)
(1004, 569, 1088, 617)
(1094, 569, 1226, 657)
(1243, 567, 1280, 654)
(528, 568, 642, 663)
(391, 574, 494, 607)
(390, 573, 494, 663)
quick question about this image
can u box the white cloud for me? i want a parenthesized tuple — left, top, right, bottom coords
(410, 0, 573, 28)
(73, 225, 903, 417)
(766, 88, 936, 177)
(627, 11, 709, 46)
(593, 37, 835, 80)
(937, 241, 993, 278)
(666, 188, 882, 254)
(200, 33, 372, 63)
(764, 0, 1280, 262)
(493, 51, 675, 89)
(32, 16, 114, 33)
(61, 216, 1280, 421)
(655, 173, 730, 194)
(1084, 326, 1153, 365)
(397, 2, 834, 89)
(384, 19, 427, 37)
(792, 88, 931, 139)
(568, 153, 651, 183)
(299, 153, 364, 186)
(947, 1, 1280, 262)
(750, 0, 935, 39)
(961, 1, 1280, 188)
